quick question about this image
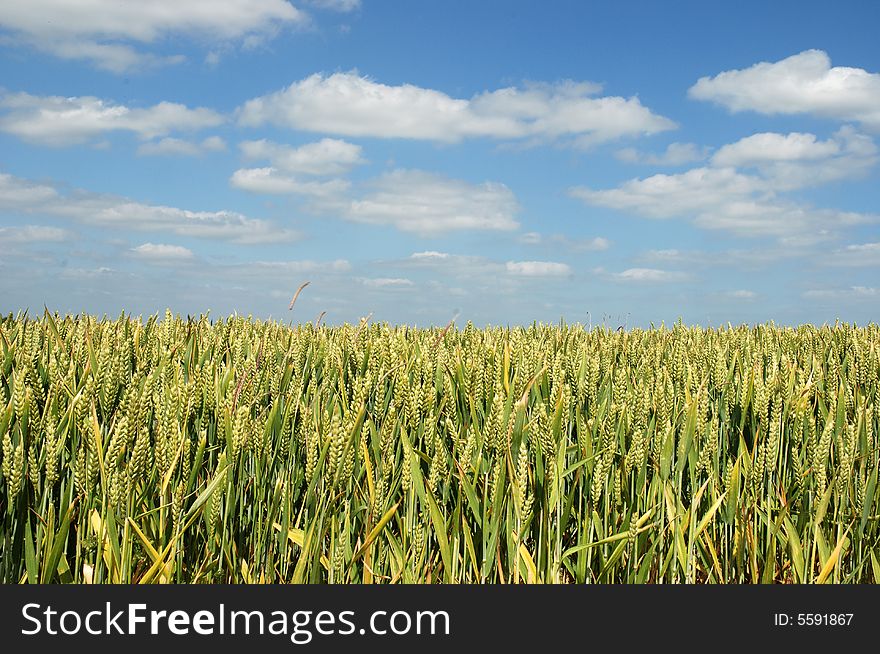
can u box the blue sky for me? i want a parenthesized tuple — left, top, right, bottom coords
(1, 0, 878, 327)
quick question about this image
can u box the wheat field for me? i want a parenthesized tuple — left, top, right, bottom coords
(1, 310, 878, 583)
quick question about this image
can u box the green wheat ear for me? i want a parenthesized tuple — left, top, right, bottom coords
(0, 311, 878, 583)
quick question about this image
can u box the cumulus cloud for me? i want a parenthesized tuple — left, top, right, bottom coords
(130, 243, 195, 261)
(313, 169, 520, 234)
(359, 277, 414, 288)
(231, 138, 366, 197)
(505, 261, 572, 277)
(410, 251, 450, 260)
(302, 0, 361, 11)
(610, 268, 689, 283)
(573, 166, 761, 218)
(710, 127, 876, 189)
(689, 50, 880, 130)
(0, 225, 70, 244)
(615, 142, 711, 166)
(641, 246, 803, 269)
(713, 132, 839, 166)
(58, 266, 118, 281)
(0, 92, 224, 147)
(240, 138, 365, 175)
(824, 242, 880, 267)
(238, 73, 675, 146)
(137, 136, 227, 157)
(236, 259, 352, 276)
(692, 202, 869, 242)
(518, 232, 542, 245)
(403, 251, 572, 281)
(574, 169, 870, 238)
(230, 167, 351, 197)
(580, 236, 612, 251)
(0, 0, 305, 72)
(804, 286, 878, 299)
(0, 172, 297, 244)
(727, 289, 756, 299)
(571, 128, 877, 239)
(518, 232, 610, 251)
(644, 249, 682, 262)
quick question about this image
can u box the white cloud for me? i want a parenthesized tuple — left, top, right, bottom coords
(713, 132, 839, 166)
(0, 172, 297, 244)
(201, 136, 227, 151)
(710, 127, 876, 189)
(518, 232, 610, 251)
(359, 277, 414, 288)
(824, 242, 880, 267)
(691, 202, 868, 241)
(689, 50, 880, 130)
(518, 232, 542, 245)
(0, 177, 63, 207)
(615, 142, 711, 166)
(137, 136, 227, 157)
(0, 225, 69, 243)
(406, 252, 571, 278)
(406, 252, 486, 269)
(804, 286, 878, 299)
(728, 289, 756, 299)
(230, 167, 351, 197)
(0, 92, 224, 146)
(0, 0, 305, 72)
(316, 169, 520, 234)
(641, 246, 803, 268)
(505, 261, 572, 277)
(238, 259, 352, 275)
(610, 268, 689, 283)
(233, 136, 365, 194)
(240, 138, 365, 175)
(302, 0, 361, 11)
(410, 251, 450, 260)
(644, 249, 681, 261)
(130, 243, 195, 261)
(571, 128, 878, 239)
(572, 166, 762, 219)
(580, 237, 611, 251)
(58, 266, 118, 281)
(238, 73, 675, 145)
